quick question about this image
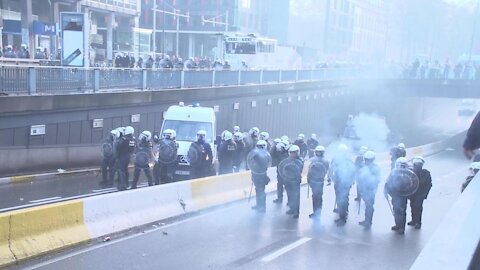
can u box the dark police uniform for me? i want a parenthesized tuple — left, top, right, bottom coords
(273, 148, 289, 203)
(390, 147, 406, 169)
(131, 138, 154, 188)
(330, 157, 356, 225)
(284, 157, 304, 218)
(408, 167, 432, 228)
(190, 140, 213, 179)
(307, 156, 329, 216)
(116, 134, 136, 191)
(233, 139, 245, 172)
(218, 139, 237, 174)
(100, 135, 116, 188)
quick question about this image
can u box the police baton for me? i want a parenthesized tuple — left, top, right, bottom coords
(385, 197, 394, 216)
(357, 199, 361, 215)
(307, 185, 310, 199)
(248, 182, 253, 203)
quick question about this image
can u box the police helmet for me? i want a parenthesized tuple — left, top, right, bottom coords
(338, 143, 349, 152)
(115, 127, 124, 136)
(140, 130, 152, 141)
(298, 133, 305, 140)
(234, 132, 243, 140)
(398, 143, 405, 149)
(223, 131, 233, 141)
(256, 140, 268, 149)
(197, 130, 207, 140)
(359, 146, 368, 155)
(6, 45, 12, 50)
(21, 44, 27, 49)
(110, 129, 121, 139)
(364, 150, 375, 160)
(315, 145, 326, 152)
(273, 138, 281, 144)
(249, 127, 260, 136)
(311, 133, 317, 139)
(260, 131, 270, 140)
(124, 126, 134, 136)
(289, 145, 300, 153)
(163, 129, 174, 139)
(395, 157, 408, 168)
(233, 126, 240, 133)
(412, 156, 425, 165)
(281, 135, 289, 142)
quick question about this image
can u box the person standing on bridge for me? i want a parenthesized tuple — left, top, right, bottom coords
(116, 126, 136, 191)
(357, 151, 381, 228)
(408, 156, 432, 229)
(131, 131, 154, 189)
(307, 146, 329, 218)
(390, 143, 406, 170)
(463, 111, 480, 161)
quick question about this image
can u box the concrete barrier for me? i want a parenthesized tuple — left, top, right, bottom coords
(0, 140, 450, 267)
(410, 172, 480, 270)
(0, 200, 90, 266)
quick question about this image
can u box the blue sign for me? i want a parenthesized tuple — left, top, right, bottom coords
(2, 20, 21, 35)
(33, 21, 56, 35)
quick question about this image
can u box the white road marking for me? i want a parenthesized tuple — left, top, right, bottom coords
(29, 197, 62, 203)
(92, 188, 117, 193)
(260, 237, 312, 263)
(23, 204, 239, 270)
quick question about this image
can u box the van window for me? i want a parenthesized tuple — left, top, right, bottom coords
(162, 120, 213, 142)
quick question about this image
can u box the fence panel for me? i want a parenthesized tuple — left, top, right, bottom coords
(281, 70, 296, 82)
(215, 70, 239, 86)
(36, 68, 93, 93)
(240, 70, 261, 85)
(183, 70, 212, 88)
(147, 69, 182, 89)
(262, 70, 280, 83)
(0, 67, 29, 94)
(99, 69, 142, 89)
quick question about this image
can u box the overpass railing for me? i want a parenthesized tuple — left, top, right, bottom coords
(0, 66, 358, 95)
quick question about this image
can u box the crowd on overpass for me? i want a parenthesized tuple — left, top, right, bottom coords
(99, 122, 435, 235)
(398, 59, 480, 80)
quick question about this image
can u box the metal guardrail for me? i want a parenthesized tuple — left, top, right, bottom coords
(0, 66, 358, 95)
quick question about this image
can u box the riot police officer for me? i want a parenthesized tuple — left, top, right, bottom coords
(132, 131, 154, 188)
(294, 133, 308, 159)
(282, 145, 304, 219)
(273, 140, 290, 204)
(357, 150, 381, 228)
(116, 126, 136, 191)
(244, 127, 260, 170)
(233, 125, 241, 134)
(259, 131, 271, 151)
(270, 138, 282, 167)
(408, 156, 432, 229)
(329, 144, 356, 226)
(100, 129, 119, 188)
(390, 143, 406, 170)
(384, 157, 417, 234)
(308, 146, 329, 218)
(155, 129, 178, 184)
(233, 132, 245, 172)
(250, 140, 271, 213)
(218, 131, 237, 174)
(354, 146, 368, 201)
(189, 130, 213, 179)
(307, 133, 319, 158)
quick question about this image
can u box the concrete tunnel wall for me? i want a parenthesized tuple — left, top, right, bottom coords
(0, 80, 468, 176)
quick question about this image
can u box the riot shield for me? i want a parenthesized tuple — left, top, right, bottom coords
(278, 158, 304, 181)
(135, 148, 151, 168)
(308, 161, 327, 182)
(187, 142, 203, 167)
(246, 149, 272, 175)
(157, 139, 178, 164)
(389, 168, 419, 196)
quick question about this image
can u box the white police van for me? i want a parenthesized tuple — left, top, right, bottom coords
(160, 102, 216, 179)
